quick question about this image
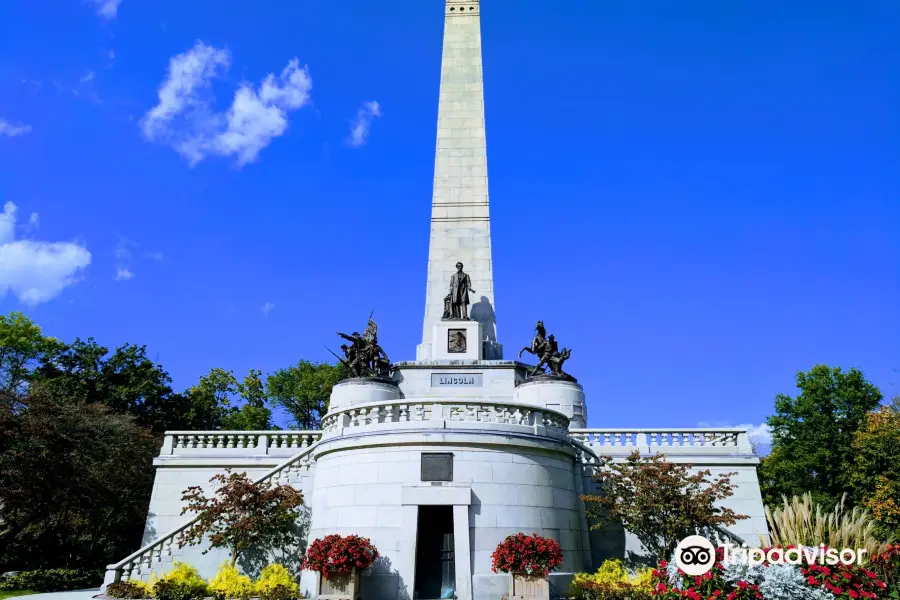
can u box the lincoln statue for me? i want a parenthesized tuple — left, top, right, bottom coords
(449, 261, 475, 320)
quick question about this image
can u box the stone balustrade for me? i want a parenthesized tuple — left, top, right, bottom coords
(569, 428, 755, 458)
(320, 399, 571, 442)
(104, 440, 320, 588)
(159, 431, 322, 457)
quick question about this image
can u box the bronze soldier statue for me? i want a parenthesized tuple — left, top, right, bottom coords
(333, 319, 393, 379)
(518, 320, 548, 359)
(337, 331, 367, 377)
(521, 322, 574, 380)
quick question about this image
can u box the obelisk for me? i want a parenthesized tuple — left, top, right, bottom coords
(417, 0, 501, 360)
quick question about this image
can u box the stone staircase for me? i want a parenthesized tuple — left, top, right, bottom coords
(103, 438, 321, 589)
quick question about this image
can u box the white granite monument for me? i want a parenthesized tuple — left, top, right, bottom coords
(103, 1, 768, 599)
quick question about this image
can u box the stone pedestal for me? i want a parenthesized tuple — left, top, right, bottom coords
(319, 570, 360, 600)
(513, 378, 587, 429)
(509, 575, 549, 600)
(430, 320, 483, 360)
(328, 378, 402, 413)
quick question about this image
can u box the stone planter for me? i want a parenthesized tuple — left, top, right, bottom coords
(318, 570, 361, 600)
(509, 573, 549, 600)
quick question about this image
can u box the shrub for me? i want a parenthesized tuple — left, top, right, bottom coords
(259, 584, 299, 600)
(152, 563, 208, 600)
(105, 581, 151, 599)
(254, 564, 298, 598)
(0, 569, 103, 592)
(490, 533, 563, 578)
(153, 580, 205, 600)
(301, 535, 379, 579)
(208, 563, 253, 600)
(570, 560, 653, 600)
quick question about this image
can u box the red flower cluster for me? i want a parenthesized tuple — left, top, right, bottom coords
(649, 549, 762, 600)
(650, 545, 892, 600)
(301, 534, 380, 579)
(490, 532, 563, 578)
(802, 561, 887, 598)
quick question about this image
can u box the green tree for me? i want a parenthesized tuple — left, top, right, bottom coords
(266, 360, 344, 430)
(187, 368, 274, 430)
(581, 451, 747, 561)
(849, 407, 900, 540)
(31, 339, 216, 433)
(0, 391, 158, 571)
(759, 364, 882, 508)
(0, 311, 58, 398)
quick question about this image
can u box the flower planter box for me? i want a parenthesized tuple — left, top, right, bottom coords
(318, 570, 360, 600)
(509, 574, 549, 600)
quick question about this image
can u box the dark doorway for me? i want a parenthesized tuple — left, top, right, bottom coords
(414, 505, 456, 599)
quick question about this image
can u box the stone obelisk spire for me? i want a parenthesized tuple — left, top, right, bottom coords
(417, 0, 501, 360)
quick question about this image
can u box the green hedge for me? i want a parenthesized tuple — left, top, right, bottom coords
(0, 569, 103, 593)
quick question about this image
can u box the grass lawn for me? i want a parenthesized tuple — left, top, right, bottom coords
(0, 592, 37, 599)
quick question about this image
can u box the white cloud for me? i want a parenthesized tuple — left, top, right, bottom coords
(141, 41, 312, 167)
(0, 202, 91, 305)
(348, 101, 380, 147)
(28, 213, 39, 228)
(80, 71, 96, 84)
(114, 237, 135, 281)
(261, 302, 275, 316)
(89, 0, 122, 20)
(697, 420, 772, 450)
(144, 251, 164, 260)
(0, 119, 32, 137)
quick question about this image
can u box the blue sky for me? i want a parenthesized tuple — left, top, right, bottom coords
(0, 0, 897, 440)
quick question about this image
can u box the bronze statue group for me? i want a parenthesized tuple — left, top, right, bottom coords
(333, 263, 572, 380)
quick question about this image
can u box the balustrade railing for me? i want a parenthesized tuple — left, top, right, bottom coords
(158, 431, 322, 457)
(321, 399, 571, 441)
(569, 428, 754, 456)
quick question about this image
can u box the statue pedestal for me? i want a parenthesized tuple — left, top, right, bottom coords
(514, 377, 587, 429)
(430, 320, 483, 360)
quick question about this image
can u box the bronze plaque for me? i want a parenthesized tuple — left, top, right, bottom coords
(421, 452, 454, 482)
(448, 329, 467, 353)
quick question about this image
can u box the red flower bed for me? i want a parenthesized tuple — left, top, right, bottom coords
(491, 532, 563, 578)
(301, 534, 380, 579)
(649, 549, 762, 600)
(802, 561, 885, 599)
(649, 545, 890, 600)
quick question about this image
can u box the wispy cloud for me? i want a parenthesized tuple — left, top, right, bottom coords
(88, 0, 122, 20)
(0, 202, 91, 305)
(140, 41, 313, 167)
(0, 119, 32, 137)
(114, 237, 135, 281)
(347, 101, 381, 147)
(261, 302, 275, 316)
(144, 251, 164, 260)
(80, 71, 96, 84)
(698, 420, 772, 453)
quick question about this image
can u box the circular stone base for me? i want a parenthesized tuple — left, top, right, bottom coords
(524, 373, 578, 383)
(338, 376, 397, 386)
